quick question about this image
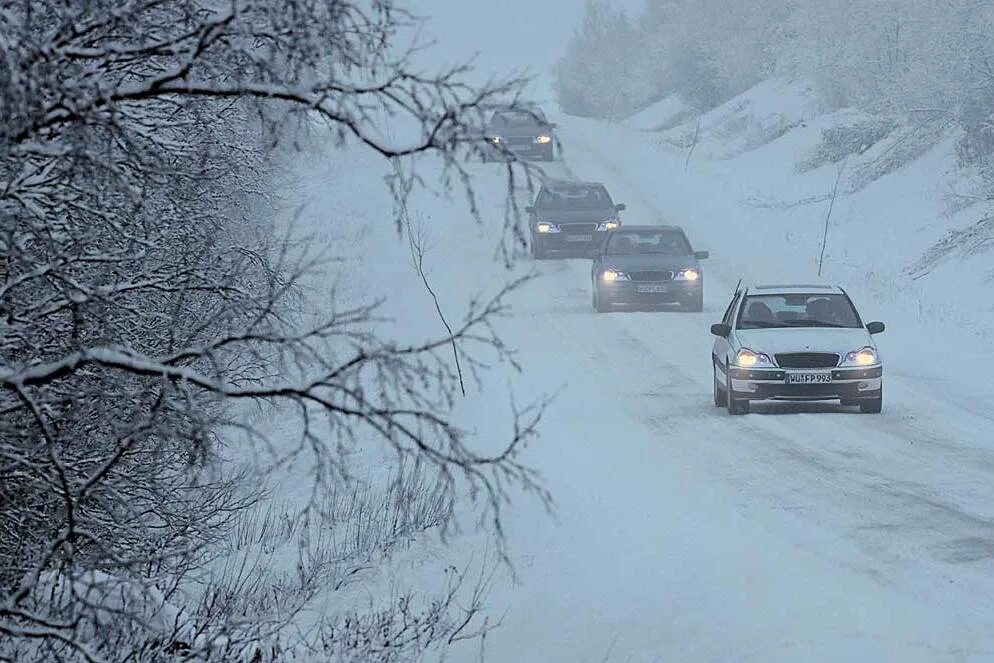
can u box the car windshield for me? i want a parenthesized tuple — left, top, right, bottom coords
(605, 230, 690, 255)
(737, 293, 862, 329)
(536, 185, 612, 210)
(492, 110, 544, 127)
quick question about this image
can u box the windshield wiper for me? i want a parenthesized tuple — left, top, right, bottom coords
(738, 320, 782, 329)
(781, 319, 848, 328)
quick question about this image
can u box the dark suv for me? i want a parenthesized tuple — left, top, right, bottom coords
(483, 107, 556, 161)
(526, 181, 625, 259)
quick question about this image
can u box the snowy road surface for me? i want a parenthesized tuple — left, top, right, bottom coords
(435, 119, 994, 662)
(288, 110, 994, 662)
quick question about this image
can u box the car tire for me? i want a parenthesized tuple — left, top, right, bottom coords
(713, 365, 727, 407)
(594, 286, 611, 313)
(685, 289, 704, 313)
(531, 239, 546, 260)
(726, 362, 750, 415)
(859, 391, 883, 414)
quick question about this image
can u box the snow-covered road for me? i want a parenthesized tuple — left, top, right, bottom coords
(283, 104, 994, 660)
(452, 119, 994, 661)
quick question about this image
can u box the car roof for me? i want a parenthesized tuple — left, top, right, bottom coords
(743, 284, 845, 295)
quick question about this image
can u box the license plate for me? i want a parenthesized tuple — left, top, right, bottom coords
(635, 284, 668, 293)
(566, 234, 592, 242)
(786, 372, 832, 384)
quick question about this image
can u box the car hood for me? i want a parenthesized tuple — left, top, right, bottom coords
(604, 254, 698, 272)
(536, 209, 617, 223)
(734, 327, 874, 355)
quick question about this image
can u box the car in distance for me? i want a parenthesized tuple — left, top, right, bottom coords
(526, 181, 625, 259)
(710, 284, 885, 415)
(483, 107, 556, 162)
(590, 226, 708, 312)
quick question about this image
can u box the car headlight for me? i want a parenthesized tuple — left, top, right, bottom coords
(733, 348, 773, 368)
(674, 268, 700, 281)
(534, 135, 552, 144)
(488, 136, 502, 144)
(536, 222, 560, 234)
(842, 347, 878, 367)
(601, 269, 630, 283)
(596, 220, 620, 231)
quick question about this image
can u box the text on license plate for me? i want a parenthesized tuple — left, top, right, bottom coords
(635, 284, 668, 293)
(786, 372, 832, 384)
(566, 234, 592, 242)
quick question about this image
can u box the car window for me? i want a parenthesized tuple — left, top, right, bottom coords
(492, 110, 544, 126)
(737, 293, 862, 329)
(605, 230, 691, 255)
(536, 185, 612, 210)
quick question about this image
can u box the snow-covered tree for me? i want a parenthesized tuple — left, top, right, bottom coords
(0, 1, 544, 659)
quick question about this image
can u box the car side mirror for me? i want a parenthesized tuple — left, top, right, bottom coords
(710, 323, 731, 338)
(524, 205, 533, 213)
(694, 250, 710, 260)
(615, 203, 626, 212)
(866, 321, 885, 335)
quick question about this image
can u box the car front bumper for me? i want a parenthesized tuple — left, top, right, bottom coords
(728, 365, 883, 401)
(601, 280, 702, 304)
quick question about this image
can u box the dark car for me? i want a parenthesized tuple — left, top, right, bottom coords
(526, 181, 626, 259)
(483, 107, 556, 161)
(590, 225, 709, 312)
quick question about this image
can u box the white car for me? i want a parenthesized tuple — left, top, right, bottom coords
(710, 284, 885, 415)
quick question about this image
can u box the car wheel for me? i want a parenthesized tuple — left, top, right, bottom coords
(685, 289, 704, 313)
(594, 286, 611, 313)
(531, 239, 546, 260)
(859, 391, 883, 414)
(713, 365, 727, 407)
(726, 362, 750, 415)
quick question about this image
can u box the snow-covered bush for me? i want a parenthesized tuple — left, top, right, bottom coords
(797, 116, 896, 173)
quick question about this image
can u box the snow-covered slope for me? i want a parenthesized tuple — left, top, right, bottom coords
(623, 94, 689, 132)
(658, 79, 826, 159)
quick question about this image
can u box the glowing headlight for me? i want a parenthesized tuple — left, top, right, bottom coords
(601, 269, 630, 283)
(734, 348, 772, 368)
(536, 222, 560, 234)
(596, 220, 620, 231)
(675, 268, 700, 281)
(844, 347, 878, 367)
(534, 135, 552, 144)
(488, 136, 502, 144)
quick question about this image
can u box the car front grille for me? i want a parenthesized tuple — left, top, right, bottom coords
(775, 352, 841, 369)
(559, 223, 597, 233)
(505, 136, 536, 147)
(628, 270, 674, 282)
